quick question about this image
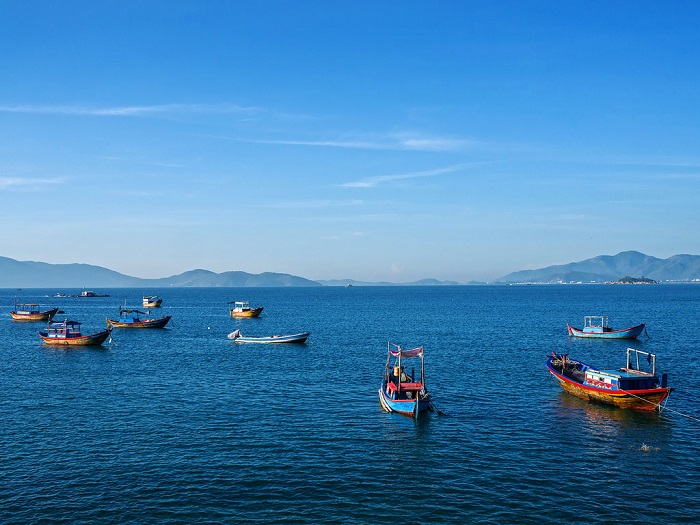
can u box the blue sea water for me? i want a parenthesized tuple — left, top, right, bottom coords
(1, 285, 699, 524)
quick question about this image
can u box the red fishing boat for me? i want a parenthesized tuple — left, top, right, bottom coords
(547, 348, 672, 411)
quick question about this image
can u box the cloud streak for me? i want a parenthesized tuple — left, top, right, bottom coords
(0, 103, 258, 117)
(339, 165, 468, 189)
(246, 131, 478, 152)
(0, 177, 65, 190)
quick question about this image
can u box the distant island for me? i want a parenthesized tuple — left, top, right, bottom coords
(1, 251, 699, 287)
(608, 276, 659, 284)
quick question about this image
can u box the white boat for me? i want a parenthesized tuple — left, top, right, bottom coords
(227, 330, 310, 344)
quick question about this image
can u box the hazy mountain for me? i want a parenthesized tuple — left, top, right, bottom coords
(496, 251, 700, 283)
(0, 257, 320, 288)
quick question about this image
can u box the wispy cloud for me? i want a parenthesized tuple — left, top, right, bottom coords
(255, 199, 364, 209)
(246, 131, 478, 152)
(0, 103, 258, 117)
(339, 165, 468, 189)
(0, 177, 65, 190)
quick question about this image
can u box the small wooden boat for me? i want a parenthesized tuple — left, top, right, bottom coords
(11, 304, 59, 321)
(547, 348, 672, 411)
(228, 301, 263, 318)
(378, 342, 432, 419)
(39, 320, 112, 346)
(106, 309, 171, 329)
(567, 316, 646, 339)
(143, 295, 163, 308)
(227, 330, 309, 344)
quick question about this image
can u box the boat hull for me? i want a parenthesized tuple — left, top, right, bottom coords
(567, 322, 645, 339)
(11, 307, 59, 321)
(230, 307, 264, 318)
(547, 358, 670, 411)
(39, 328, 112, 346)
(107, 316, 171, 328)
(378, 382, 432, 416)
(229, 332, 309, 344)
(143, 300, 162, 308)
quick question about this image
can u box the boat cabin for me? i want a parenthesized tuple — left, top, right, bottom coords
(582, 316, 612, 333)
(386, 366, 423, 400)
(14, 304, 41, 314)
(117, 309, 148, 323)
(229, 301, 251, 312)
(44, 320, 83, 338)
(583, 348, 667, 391)
(81, 291, 96, 297)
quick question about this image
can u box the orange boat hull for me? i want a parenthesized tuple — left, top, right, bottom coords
(39, 329, 112, 346)
(230, 307, 263, 318)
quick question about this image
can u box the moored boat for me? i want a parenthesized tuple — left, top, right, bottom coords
(143, 295, 163, 308)
(11, 304, 59, 321)
(39, 320, 112, 346)
(228, 301, 263, 318)
(378, 342, 432, 419)
(227, 330, 309, 344)
(106, 309, 171, 329)
(567, 316, 646, 339)
(547, 348, 672, 411)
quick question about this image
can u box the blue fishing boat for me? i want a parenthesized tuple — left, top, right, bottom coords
(547, 348, 672, 411)
(107, 309, 171, 328)
(378, 342, 432, 419)
(567, 316, 646, 339)
(227, 330, 309, 344)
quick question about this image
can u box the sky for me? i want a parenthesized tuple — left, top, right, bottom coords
(1, 1, 699, 283)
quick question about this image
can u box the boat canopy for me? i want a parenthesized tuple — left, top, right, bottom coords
(49, 320, 80, 327)
(390, 345, 424, 358)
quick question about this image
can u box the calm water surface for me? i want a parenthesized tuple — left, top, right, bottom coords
(1, 285, 699, 524)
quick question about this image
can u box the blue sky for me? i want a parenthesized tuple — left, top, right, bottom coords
(1, 1, 698, 282)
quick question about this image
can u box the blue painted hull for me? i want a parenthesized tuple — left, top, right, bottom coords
(229, 332, 310, 344)
(378, 380, 431, 416)
(567, 322, 645, 339)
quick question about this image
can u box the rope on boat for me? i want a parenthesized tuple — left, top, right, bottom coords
(619, 389, 700, 422)
(644, 326, 650, 338)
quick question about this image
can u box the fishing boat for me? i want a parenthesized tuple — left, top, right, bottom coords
(567, 316, 646, 339)
(378, 342, 432, 418)
(228, 301, 263, 318)
(227, 330, 309, 344)
(106, 309, 171, 329)
(143, 295, 163, 308)
(10, 303, 59, 321)
(79, 290, 110, 297)
(39, 319, 112, 346)
(547, 348, 672, 411)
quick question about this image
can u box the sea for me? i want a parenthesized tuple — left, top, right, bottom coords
(1, 285, 699, 524)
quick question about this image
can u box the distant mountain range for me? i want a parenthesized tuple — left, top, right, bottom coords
(0, 256, 320, 288)
(0, 256, 459, 288)
(496, 251, 700, 283)
(2, 251, 699, 288)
